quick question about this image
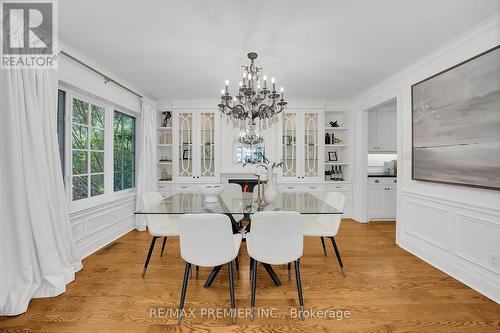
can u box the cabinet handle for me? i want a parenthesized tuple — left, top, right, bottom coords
(309, 187, 317, 189)
(393, 179, 397, 183)
(287, 187, 294, 189)
(374, 180, 380, 183)
(180, 186, 188, 189)
(335, 186, 341, 189)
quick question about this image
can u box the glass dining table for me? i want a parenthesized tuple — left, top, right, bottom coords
(135, 192, 342, 287)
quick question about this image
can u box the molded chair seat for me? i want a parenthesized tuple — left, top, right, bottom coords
(141, 192, 181, 278)
(303, 192, 346, 277)
(303, 218, 335, 237)
(147, 215, 180, 237)
(246, 211, 305, 321)
(177, 214, 241, 324)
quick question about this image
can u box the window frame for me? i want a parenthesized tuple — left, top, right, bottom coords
(113, 110, 136, 192)
(60, 87, 138, 212)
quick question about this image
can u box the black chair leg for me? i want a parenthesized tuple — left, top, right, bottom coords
(249, 257, 254, 280)
(330, 236, 345, 277)
(196, 265, 200, 279)
(235, 256, 240, 279)
(287, 262, 291, 280)
(160, 237, 167, 257)
(142, 237, 158, 278)
(177, 262, 191, 324)
(228, 262, 236, 324)
(320, 237, 327, 256)
(250, 258, 257, 321)
(294, 260, 305, 320)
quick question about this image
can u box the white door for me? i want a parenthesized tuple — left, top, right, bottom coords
(302, 111, 323, 182)
(367, 110, 378, 152)
(279, 111, 300, 182)
(197, 111, 219, 182)
(384, 186, 397, 218)
(173, 111, 195, 182)
(368, 179, 385, 218)
(377, 109, 396, 152)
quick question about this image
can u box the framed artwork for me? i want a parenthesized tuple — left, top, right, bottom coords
(412, 45, 500, 190)
(182, 149, 191, 160)
(328, 151, 338, 162)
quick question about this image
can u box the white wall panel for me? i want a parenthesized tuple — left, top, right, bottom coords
(405, 199, 451, 251)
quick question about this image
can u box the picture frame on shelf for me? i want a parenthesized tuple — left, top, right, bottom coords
(182, 149, 191, 160)
(328, 151, 338, 162)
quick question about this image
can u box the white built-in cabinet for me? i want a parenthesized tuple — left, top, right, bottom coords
(368, 108, 396, 152)
(278, 109, 324, 182)
(368, 177, 397, 219)
(173, 109, 220, 183)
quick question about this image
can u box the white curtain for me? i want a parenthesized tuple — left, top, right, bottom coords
(135, 99, 158, 231)
(0, 68, 82, 316)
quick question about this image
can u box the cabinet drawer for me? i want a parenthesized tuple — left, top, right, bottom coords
(172, 184, 199, 193)
(368, 178, 397, 186)
(157, 183, 171, 195)
(326, 183, 352, 192)
(278, 184, 302, 193)
(302, 184, 326, 198)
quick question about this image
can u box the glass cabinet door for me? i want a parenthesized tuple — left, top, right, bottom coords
(280, 112, 299, 180)
(198, 112, 216, 180)
(303, 112, 320, 179)
(177, 112, 194, 179)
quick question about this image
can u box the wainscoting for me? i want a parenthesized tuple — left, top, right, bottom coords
(70, 194, 136, 259)
(399, 191, 500, 303)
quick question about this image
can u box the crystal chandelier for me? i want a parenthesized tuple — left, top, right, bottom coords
(218, 52, 287, 146)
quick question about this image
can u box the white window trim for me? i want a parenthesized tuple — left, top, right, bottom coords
(60, 87, 137, 213)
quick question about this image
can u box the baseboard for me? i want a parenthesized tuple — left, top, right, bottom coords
(398, 234, 500, 304)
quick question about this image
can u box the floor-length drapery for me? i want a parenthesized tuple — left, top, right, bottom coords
(0, 68, 82, 316)
(134, 99, 158, 231)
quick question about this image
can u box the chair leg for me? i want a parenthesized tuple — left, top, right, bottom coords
(177, 262, 191, 324)
(320, 237, 327, 256)
(249, 257, 254, 280)
(160, 237, 167, 257)
(142, 237, 158, 278)
(287, 262, 291, 280)
(330, 236, 345, 277)
(294, 260, 305, 320)
(250, 258, 257, 321)
(196, 265, 199, 279)
(228, 262, 236, 324)
(234, 256, 240, 279)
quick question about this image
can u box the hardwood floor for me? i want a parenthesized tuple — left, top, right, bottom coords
(1, 220, 499, 332)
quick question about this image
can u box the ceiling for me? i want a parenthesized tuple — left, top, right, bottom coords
(59, 0, 499, 101)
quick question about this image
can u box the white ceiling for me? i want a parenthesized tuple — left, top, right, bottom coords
(59, 0, 499, 101)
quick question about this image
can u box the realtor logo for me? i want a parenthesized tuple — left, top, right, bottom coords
(1, 0, 57, 68)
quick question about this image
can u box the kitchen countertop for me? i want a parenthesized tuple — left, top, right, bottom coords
(367, 174, 397, 177)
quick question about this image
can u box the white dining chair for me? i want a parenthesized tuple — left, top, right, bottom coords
(246, 211, 305, 321)
(222, 183, 245, 225)
(303, 192, 346, 277)
(141, 192, 180, 278)
(177, 214, 242, 324)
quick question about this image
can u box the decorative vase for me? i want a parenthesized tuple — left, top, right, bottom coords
(264, 170, 279, 203)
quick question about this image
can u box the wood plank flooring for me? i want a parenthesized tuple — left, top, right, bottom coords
(1, 220, 499, 332)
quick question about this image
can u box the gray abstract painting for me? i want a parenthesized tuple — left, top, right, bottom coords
(412, 46, 500, 190)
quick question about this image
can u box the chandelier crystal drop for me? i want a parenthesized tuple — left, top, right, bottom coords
(218, 52, 287, 146)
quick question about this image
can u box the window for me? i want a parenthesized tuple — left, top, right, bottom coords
(57, 89, 66, 175)
(72, 97, 105, 201)
(114, 111, 136, 191)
